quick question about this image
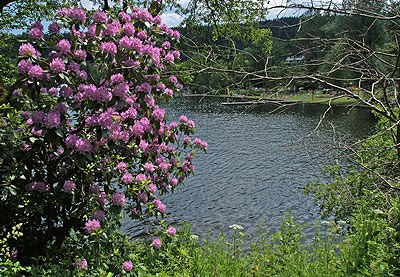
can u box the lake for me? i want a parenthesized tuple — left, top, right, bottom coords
(122, 96, 376, 241)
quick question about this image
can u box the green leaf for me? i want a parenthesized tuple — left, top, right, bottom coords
(55, 129, 63, 137)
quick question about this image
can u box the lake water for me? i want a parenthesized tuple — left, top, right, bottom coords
(122, 96, 376, 241)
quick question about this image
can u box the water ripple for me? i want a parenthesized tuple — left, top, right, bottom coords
(122, 97, 376, 241)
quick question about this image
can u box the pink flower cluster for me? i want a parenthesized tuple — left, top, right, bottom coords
(85, 219, 100, 233)
(100, 42, 117, 56)
(123, 261, 133, 272)
(152, 238, 162, 249)
(112, 192, 125, 206)
(25, 181, 49, 192)
(63, 180, 76, 193)
(74, 258, 87, 270)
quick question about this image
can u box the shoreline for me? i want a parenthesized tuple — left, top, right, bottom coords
(178, 94, 367, 107)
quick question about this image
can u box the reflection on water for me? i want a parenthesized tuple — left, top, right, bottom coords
(121, 96, 376, 241)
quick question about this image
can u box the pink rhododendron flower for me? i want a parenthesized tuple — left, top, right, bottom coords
(118, 11, 131, 22)
(137, 30, 147, 40)
(168, 76, 178, 84)
(50, 57, 66, 73)
(117, 162, 127, 172)
(152, 238, 162, 249)
(144, 162, 155, 173)
(170, 178, 178, 186)
(123, 260, 133, 272)
(63, 180, 76, 193)
(57, 39, 71, 54)
(166, 226, 176, 235)
(28, 65, 44, 79)
(75, 138, 91, 154)
(165, 52, 174, 62)
(93, 210, 106, 222)
(157, 203, 166, 213)
(105, 21, 121, 36)
(68, 7, 86, 22)
(154, 15, 162, 25)
(122, 173, 133, 184)
(138, 192, 148, 203)
(164, 88, 173, 96)
(17, 60, 32, 74)
(85, 219, 100, 233)
(100, 42, 117, 56)
(90, 185, 100, 194)
(179, 115, 188, 123)
(35, 182, 49, 192)
(162, 41, 171, 49)
(33, 21, 43, 30)
(112, 192, 125, 206)
(187, 120, 195, 128)
(148, 183, 156, 193)
(152, 107, 165, 121)
(98, 192, 107, 205)
(48, 22, 60, 33)
(122, 23, 135, 36)
(32, 111, 46, 124)
(74, 49, 87, 60)
(29, 27, 43, 40)
(93, 11, 107, 23)
(75, 258, 87, 270)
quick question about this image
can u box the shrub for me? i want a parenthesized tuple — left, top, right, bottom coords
(0, 6, 206, 267)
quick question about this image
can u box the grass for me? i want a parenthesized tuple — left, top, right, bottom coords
(197, 93, 360, 106)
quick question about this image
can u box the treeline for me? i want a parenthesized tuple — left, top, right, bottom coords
(176, 12, 389, 94)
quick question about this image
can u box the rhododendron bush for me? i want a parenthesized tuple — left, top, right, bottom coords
(0, 6, 206, 261)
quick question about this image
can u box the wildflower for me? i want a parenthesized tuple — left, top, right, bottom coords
(229, 224, 244, 230)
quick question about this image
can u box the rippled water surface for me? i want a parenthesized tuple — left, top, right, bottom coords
(122, 96, 376, 240)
